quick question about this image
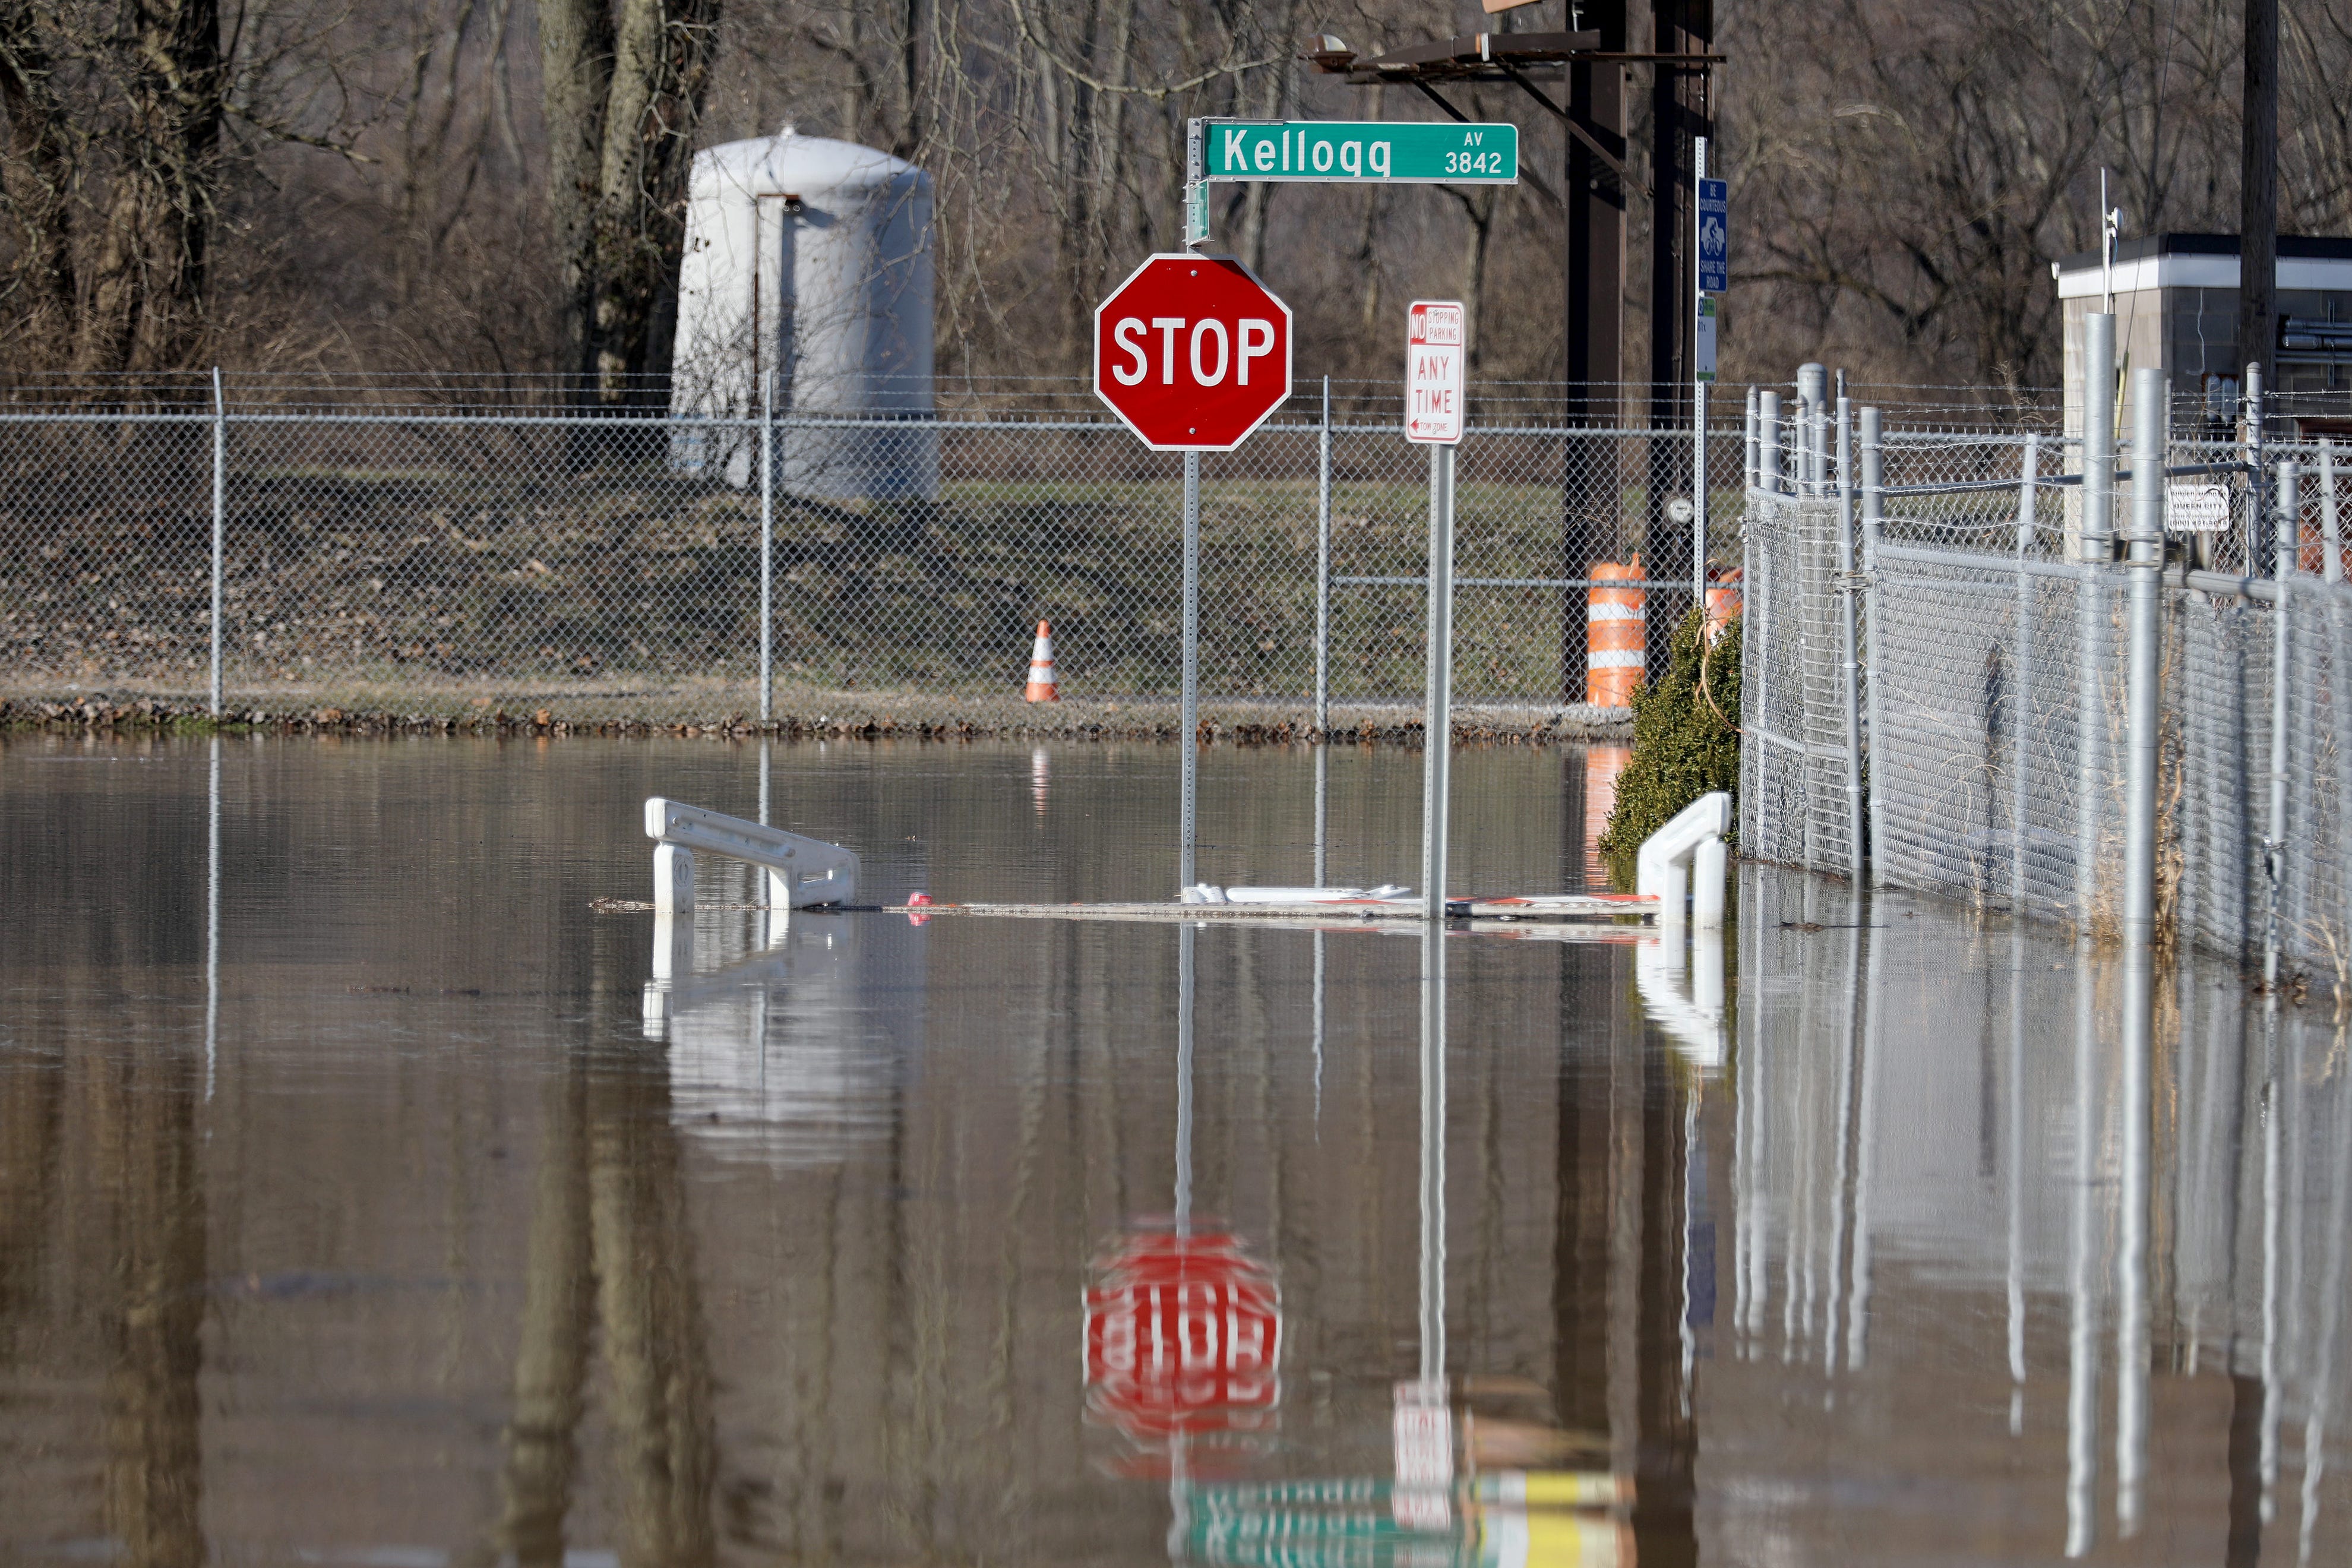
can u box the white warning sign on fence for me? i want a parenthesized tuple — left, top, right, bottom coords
(2165, 482, 2233, 533)
(1405, 301, 1466, 445)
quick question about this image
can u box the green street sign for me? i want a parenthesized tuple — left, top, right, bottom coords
(1203, 120, 1518, 185)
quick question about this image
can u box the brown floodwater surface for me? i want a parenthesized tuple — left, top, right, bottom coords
(0, 734, 2345, 1566)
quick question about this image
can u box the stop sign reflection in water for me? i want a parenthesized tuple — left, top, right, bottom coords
(1081, 1228, 1282, 1444)
(1092, 254, 1294, 450)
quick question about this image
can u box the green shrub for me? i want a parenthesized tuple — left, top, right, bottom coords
(1597, 606, 1741, 870)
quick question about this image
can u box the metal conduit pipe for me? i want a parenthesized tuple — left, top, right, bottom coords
(2123, 368, 2164, 943)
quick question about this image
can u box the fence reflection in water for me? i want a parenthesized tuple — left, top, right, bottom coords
(1731, 866, 2352, 1558)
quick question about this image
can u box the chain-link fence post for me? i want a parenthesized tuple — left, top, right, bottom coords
(210, 368, 226, 716)
(2125, 368, 2165, 943)
(1744, 385, 1758, 489)
(1759, 391, 1781, 493)
(760, 369, 775, 723)
(2010, 435, 2038, 913)
(1693, 387, 1709, 603)
(2323, 441, 2342, 583)
(1836, 397, 1863, 875)
(1860, 407, 1885, 887)
(1316, 375, 1331, 734)
(2266, 459, 2299, 984)
(2247, 362, 2269, 567)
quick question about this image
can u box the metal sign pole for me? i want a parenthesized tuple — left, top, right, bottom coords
(1180, 118, 1205, 890)
(210, 367, 226, 717)
(760, 367, 776, 724)
(1421, 442, 1455, 921)
(1692, 137, 1713, 605)
(1418, 917, 1447, 1383)
(1181, 452, 1201, 891)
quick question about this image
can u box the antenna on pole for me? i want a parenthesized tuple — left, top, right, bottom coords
(2100, 169, 2119, 314)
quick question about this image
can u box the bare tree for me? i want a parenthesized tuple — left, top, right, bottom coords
(539, 0, 723, 399)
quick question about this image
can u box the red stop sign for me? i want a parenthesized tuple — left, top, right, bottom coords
(1093, 254, 1293, 450)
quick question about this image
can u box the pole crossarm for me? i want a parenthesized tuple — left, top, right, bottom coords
(1493, 61, 1645, 197)
(1304, 31, 1721, 83)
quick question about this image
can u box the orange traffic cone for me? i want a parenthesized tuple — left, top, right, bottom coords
(1025, 619, 1061, 701)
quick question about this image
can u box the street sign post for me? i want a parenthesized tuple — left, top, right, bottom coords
(1406, 302, 1465, 922)
(1693, 143, 1725, 606)
(1094, 252, 1294, 892)
(1202, 120, 1518, 185)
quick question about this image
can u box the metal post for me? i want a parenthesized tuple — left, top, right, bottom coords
(1177, 920, 1194, 1234)
(1797, 363, 1829, 496)
(210, 366, 225, 717)
(205, 734, 220, 1102)
(2266, 459, 2298, 986)
(760, 367, 776, 724)
(1422, 444, 1456, 920)
(1316, 375, 1332, 735)
(1835, 397, 1863, 877)
(2079, 318, 2116, 927)
(1744, 385, 1759, 491)
(1314, 745, 1329, 889)
(2112, 377, 2163, 1537)
(1418, 919, 1447, 1383)
(1860, 407, 1886, 887)
(2012, 435, 2039, 920)
(1758, 391, 1781, 494)
(2082, 314, 2116, 561)
(2247, 362, 2268, 567)
(1694, 382, 1710, 603)
(2065, 918, 2101, 1558)
(2123, 369, 2164, 943)
(2116, 889, 2154, 1536)
(1181, 451, 1201, 891)
(2323, 440, 2342, 584)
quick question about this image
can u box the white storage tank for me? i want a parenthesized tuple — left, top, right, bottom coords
(669, 128, 936, 499)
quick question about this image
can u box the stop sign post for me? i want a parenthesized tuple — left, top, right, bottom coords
(1093, 255, 1294, 890)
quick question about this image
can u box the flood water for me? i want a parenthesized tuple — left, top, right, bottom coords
(2, 735, 2348, 1567)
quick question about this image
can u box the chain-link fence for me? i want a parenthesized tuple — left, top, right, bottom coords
(1742, 389, 2352, 972)
(0, 378, 1752, 729)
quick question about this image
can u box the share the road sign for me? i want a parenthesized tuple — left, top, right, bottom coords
(1203, 121, 1518, 184)
(1697, 176, 1728, 293)
(1093, 254, 1294, 450)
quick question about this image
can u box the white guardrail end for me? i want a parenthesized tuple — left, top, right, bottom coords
(643, 796, 860, 914)
(1636, 791, 1731, 930)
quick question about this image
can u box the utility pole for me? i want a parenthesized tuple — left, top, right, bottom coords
(2237, 0, 2278, 412)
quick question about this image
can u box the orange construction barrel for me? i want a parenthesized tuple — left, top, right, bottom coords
(1586, 559, 1645, 706)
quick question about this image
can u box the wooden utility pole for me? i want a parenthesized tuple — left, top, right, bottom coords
(1642, 0, 1712, 674)
(2237, 0, 2278, 409)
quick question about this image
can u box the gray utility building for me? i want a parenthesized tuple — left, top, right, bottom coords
(2057, 233, 2352, 441)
